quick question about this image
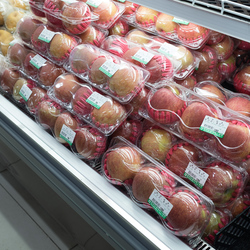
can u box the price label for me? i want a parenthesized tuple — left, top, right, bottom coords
(30, 54, 47, 69)
(148, 189, 173, 219)
(61, 0, 77, 3)
(59, 124, 76, 145)
(172, 17, 189, 25)
(86, 91, 108, 109)
(117, 0, 125, 2)
(184, 162, 209, 189)
(9, 40, 17, 46)
(38, 29, 56, 43)
(86, 0, 102, 8)
(200, 115, 229, 138)
(132, 49, 154, 65)
(99, 59, 120, 77)
(158, 43, 178, 58)
(19, 84, 32, 102)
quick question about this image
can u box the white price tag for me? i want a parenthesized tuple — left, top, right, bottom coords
(59, 124, 76, 145)
(61, 0, 77, 3)
(86, 0, 102, 8)
(117, 0, 125, 2)
(200, 115, 229, 138)
(132, 49, 154, 65)
(99, 59, 120, 77)
(30, 54, 47, 69)
(86, 91, 108, 109)
(148, 189, 173, 219)
(172, 17, 189, 25)
(184, 162, 209, 188)
(38, 29, 56, 43)
(158, 43, 178, 58)
(19, 84, 32, 102)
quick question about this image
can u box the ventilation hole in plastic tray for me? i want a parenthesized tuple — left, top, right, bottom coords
(195, 239, 214, 250)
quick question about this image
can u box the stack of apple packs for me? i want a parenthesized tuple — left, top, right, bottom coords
(0, 0, 250, 248)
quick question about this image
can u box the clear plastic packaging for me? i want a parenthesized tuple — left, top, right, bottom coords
(0, 0, 13, 26)
(125, 30, 201, 80)
(4, 8, 26, 32)
(64, 43, 150, 104)
(122, 6, 210, 50)
(0, 27, 14, 56)
(138, 81, 250, 170)
(108, 17, 129, 37)
(68, 84, 133, 135)
(15, 19, 80, 65)
(101, 136, 214, 244)
(232, 64, 250, 95)
(101, 35, 177, 86)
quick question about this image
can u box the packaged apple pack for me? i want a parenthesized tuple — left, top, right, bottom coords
(101, 136, 214, 245)
(113, 0, 139, 22)
(64, 43, 150, 104)
(30, 0, 99, 35)
(100, 35, 179, 87)
(8, 0, 30, 10)
(122, 5, 210, 50)
(67, 82, 133, 135)
(124, 29, 201, 80)
(138, 81, 250, 171)
(14, 16, 80, 66)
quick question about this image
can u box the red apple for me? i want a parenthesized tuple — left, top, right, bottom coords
(147, 86, 186, 124)
(53, 112, 78, 144)
(23, 52, 38, 78)
(206, 30, 225, 45)
(175, 75, 197, 90)
(218, 54, 236, 77)
(135, 6, 159, 28)
(0, 68, 20, 94)
(109, 19, 129, 37)
(225, 96, 250, 117)
(8, 43, 29, 67)
(233, 65, 250, 95)
(126, 29, 151, 45)
(155, 13, 177, 35)
(105, 146, 142, 182)
(27, 87, 47, 113)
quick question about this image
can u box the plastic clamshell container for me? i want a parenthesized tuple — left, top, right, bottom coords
(139, 81, 250, 171)
(122, 6, 210, 50)
(64, 43, 150, 104)
(101, 136, 214, 244)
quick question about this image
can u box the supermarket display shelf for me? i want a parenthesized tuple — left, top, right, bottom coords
(0, 95, 192, 250)
(131, 0, 250, 42)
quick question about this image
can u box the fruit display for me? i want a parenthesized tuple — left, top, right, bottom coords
(102, 137, 214, 241)
(1, 1, 250, 249)
(65, 44, 150, 103)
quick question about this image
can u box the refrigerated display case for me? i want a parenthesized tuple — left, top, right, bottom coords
(1, 1, 250, 249)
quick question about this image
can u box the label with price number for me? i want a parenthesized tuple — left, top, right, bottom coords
(30, 54, 47, 69)
(86, 91, 108, 109)
(19, 84, 32, 102)
(132, 49, 154, 65)
(117, 0, 125, 2)
(172, 17, 189, 25)
(184, 162, 209, 189)
(199, 115, 229, 138)
(86, 0, 102, 8)
(148, 189, 173, 219)
(99, 59, 120, 77)
(38, 29, 56, 43)
(59, 124, 76, 145)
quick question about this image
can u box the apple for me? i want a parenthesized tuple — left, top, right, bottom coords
(155, 13, 177, 35)
(126, 29, 151, 45)
(206, 30, 225, 45)
(37, 99, 62, 129)
(175, 75, 197, 90)
(53, 112, 78, 144)
(135, 6, 159, 27)
(17, 17, 42, 43)
(201, 162, 243, 206)
(0, 68, 20, 94)
(179, 101, 217, 141)
(195, 84, 227, 105)
(109, 19, 129, 37)
(175, 45, 194, 73)
(29, 0, 46, 17)
(53, 74, 81, 104)
(110, 119, 142, 144)
(147, 86, 186, 124)
(132, 166, 173, 203)
(194, 67, 223, 84)
(218, 54, 236, 77)
(225, 96, 250, 117)
(140, 128, 173, 162)
(216, 120, 250, 162)
(74, 126, 107, 159)
(233, 65, 250, 95)
(27, 87, 47, 113)
(165, 142, 203, 177)
(105, 146, 142, 182)
(8, 43, 29, 67)
(122, 46, 145, 67)
(23, 52, 38, 78)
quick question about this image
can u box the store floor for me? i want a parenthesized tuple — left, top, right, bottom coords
(0, 168, 113, 250)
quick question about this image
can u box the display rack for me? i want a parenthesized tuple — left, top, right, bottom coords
(0, 95, 193, 250)
(131, 0, 250, 42)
